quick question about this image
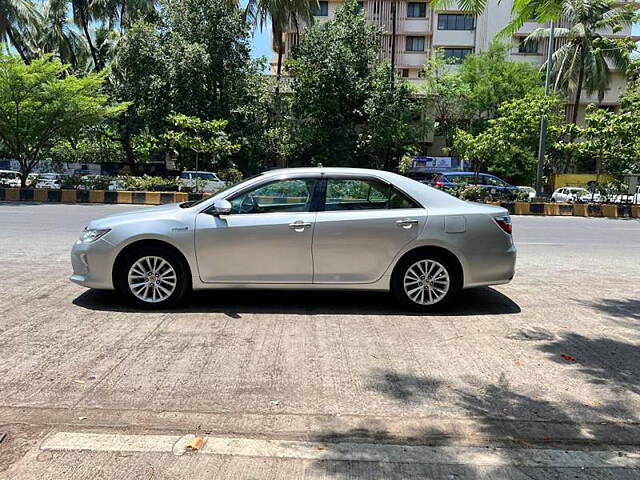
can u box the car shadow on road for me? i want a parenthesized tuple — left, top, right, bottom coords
(72, 286, 521, 317)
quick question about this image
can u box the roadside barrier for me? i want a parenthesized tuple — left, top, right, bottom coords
(0, 188, 212, 205)
(1, 188, 639, 218)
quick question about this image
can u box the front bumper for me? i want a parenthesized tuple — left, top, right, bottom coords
(70, 238, 117, 290)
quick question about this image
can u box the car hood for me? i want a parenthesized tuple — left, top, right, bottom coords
(87, 203, 185, 229)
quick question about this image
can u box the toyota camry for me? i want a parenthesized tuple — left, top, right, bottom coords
(70, 167, 516, 310)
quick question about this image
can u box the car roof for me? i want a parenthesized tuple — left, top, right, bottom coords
(441, 171, 489, 176)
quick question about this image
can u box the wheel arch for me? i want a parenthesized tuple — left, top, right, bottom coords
(391, 245, 464, 290)
(112, 239, 193, 288)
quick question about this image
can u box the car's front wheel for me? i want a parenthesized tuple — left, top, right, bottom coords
(115, 246, 190, 309)
(391, 253, 460, 311)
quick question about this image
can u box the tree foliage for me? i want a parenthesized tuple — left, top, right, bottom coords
(286, 0, 416, 168)
(454, 92, 564, 183)
(109, 0, 254, 170)
(526, 0, 636, 124)
(161, 113, 240, 171)
(420, 43, 543, 150)
(0, 54, 127, 185)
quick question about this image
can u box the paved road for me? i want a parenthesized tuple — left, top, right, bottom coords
(1, 203, 639, 479)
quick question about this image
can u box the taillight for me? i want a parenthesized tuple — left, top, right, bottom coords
(435, 179, 444, 188)
(494, 215, 512, 235)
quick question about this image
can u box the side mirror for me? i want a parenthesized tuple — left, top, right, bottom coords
(211, 199, 232, 216)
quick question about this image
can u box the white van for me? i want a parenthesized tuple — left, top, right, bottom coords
(0, 170, 21, 188)
(177, 171, 225, 193)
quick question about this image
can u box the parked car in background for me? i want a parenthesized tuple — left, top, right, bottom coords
(405, 168, 439, 184)
(427, 172, 520, 198)
(177, 171, 225, 193)
(517, 186, 536, 200)
(0, 170, 22, 187)
(551, 187, 603, 203)
(35, 173, 64, 189)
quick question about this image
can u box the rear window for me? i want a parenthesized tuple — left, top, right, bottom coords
(407, 171, 437, 181)
(180, 173, 190, 179)
(444, 175, 478, 184)
(196, 173, 216, 180)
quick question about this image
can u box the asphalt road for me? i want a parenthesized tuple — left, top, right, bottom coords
(1, 203, 639, 479)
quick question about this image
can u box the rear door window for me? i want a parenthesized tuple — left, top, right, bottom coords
(324, 178, 420, 211)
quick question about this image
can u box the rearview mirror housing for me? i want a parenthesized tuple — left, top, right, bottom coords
(211, 199, 232, 216)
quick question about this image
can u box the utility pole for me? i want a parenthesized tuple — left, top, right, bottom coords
(386, 0, 397, 170)
(535, 21, 555, 197)
(390, 0, 397, 86)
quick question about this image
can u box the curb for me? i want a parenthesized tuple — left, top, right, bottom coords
(0, 188, 212, 205)
(1, 189, 639, 218)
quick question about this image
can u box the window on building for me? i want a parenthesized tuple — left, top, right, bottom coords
(312, 1, 328, 16)
(437, 13, 474, 30)
(407, 2, 427, 17)
(406, 36, 425, 52)
(518, 38, 538, 54)
(401, 68, 410, 77)
(442, 47, 473, 63)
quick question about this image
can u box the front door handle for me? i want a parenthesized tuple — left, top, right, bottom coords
(288, 221, 312, 232)
(396, 218, 418, 229)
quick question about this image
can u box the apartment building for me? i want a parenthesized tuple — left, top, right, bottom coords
(273, 0, 637, 124)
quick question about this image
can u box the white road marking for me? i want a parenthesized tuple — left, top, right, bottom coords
(41, 432, 640, 468)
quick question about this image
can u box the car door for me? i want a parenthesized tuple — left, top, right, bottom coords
(195, 176, 320, 283)
(312, 176, 427, 284)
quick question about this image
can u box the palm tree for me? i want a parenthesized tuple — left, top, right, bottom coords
(68, 0, 101, 70)
(526, 0, 634, 124)
(245, 0, 316, 84)
(33, 0, 87, 69)
(0, 0, 39, 61)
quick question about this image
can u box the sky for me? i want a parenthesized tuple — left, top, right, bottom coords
(249, 26, 274, 62)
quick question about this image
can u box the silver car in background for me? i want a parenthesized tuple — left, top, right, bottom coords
(71, 167, 516, 311)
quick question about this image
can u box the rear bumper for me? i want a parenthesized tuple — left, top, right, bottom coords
(70, 238, 116, 290)
(463, 243, 516, 289)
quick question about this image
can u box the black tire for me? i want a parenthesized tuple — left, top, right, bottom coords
(115, 245, 191, 309)
(391, 252, 461, 312)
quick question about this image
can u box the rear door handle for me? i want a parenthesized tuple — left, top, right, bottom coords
(288, 221, 312, 232)
(396, 218, 418, 229)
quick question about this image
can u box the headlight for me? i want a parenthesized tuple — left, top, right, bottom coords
(79, 228, 111, 243)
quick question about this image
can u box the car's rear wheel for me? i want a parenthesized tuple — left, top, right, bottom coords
(115, 246, 190, 309)
(391, 253, 460, 311)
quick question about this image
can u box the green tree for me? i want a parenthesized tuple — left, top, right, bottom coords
(526, 0, 636, 124)
(32, 0, 86, 69)
(454, 92, 564, 183)
(110, 0, 253, 171)
(557, 81, 640, 180)
(244, 0, 315, 85)
(0, 54, 127, 186)
(161, 113, 240, 173)
(286, 0, 415, 168)
(420, 44, 542, 151)
(419, 51, 470, 150)
(457, 42, 542, 127)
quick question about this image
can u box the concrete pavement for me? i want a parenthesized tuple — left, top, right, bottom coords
(0, 203, 639, 479)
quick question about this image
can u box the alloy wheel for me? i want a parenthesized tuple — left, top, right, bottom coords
(127, 256, 177, 303)
(403, 259, 450, 305)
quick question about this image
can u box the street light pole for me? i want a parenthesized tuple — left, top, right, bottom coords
(390, 0, 397, 86)
(535, 21, 555, 197)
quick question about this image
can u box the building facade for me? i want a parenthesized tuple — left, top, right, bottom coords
(273, 0, 637, 125)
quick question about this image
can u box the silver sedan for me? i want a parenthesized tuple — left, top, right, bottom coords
(70, 167, 516, 310)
